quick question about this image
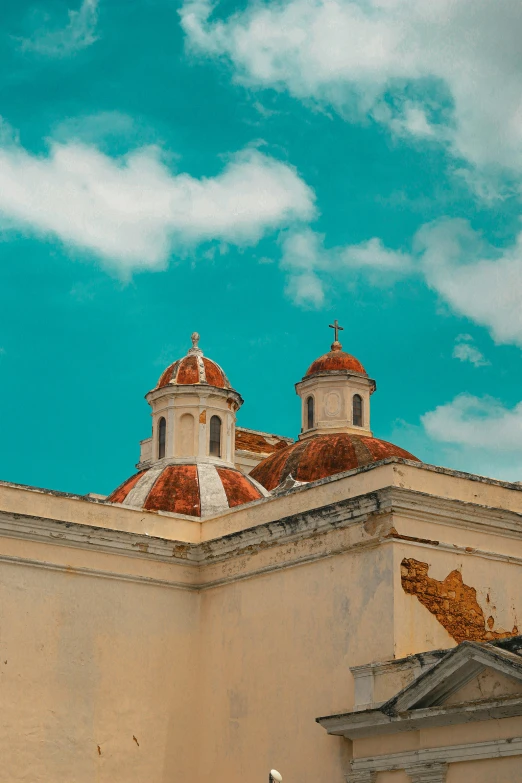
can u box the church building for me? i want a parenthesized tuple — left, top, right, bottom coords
(1, 325, 522, 782)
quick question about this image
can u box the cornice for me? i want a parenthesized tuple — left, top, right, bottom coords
(0, 551, 197, 592)
(3, 483, 522, 591)
(145, 383, 243, 407)
(318, 695, 522, 739)
(0, 509, 199, 563)
(387, 486, 522, 538)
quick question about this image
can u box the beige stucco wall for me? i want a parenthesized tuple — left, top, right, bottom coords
(0, 531, 397, 783)
(447, 756, 522, 782)
(196, 545, 395, 783)
(2, 461, 522, 781)
(0, 557, 200, 783)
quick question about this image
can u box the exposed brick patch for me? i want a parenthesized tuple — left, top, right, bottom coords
(401, 558, 518, 643)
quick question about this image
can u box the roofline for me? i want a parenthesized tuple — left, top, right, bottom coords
(3, 456, 522, 510)
(235, 425, 294, 442)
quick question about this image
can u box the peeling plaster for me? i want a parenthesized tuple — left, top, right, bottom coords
(401, 558, 519, 643)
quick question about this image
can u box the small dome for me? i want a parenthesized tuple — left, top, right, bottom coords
(156, 332, 231, 390)
(305, 342, 367, 378)
(107, 462, 267, 518)
(157, 355, 231, 390)
(250, 432, 419, 491)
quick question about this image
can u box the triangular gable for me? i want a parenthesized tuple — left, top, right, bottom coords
(445, 665, 522, 705)
(382, 641, 522, 716)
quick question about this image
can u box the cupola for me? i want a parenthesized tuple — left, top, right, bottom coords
(107, 333, 268, 518)
(141, 332, 242, 466)
(295, 320, 376, 439)
(250, 321, 419, 491)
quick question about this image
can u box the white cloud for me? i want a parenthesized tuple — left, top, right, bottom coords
(0, 125, 315, 272)
(423, 394, 522, 452)
(417, 219, 522, 347)
(341, 236, 412, 272)
(452, 334, 489, 368)
(19, 0, 99, 57)
(280, 228, 412, 307)
(299, 216, 522, 349)
(390, 415, 522, 483)
(419, 394, 522, 481)
(180, 0, 522, 174)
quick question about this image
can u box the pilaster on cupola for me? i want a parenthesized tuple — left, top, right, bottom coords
(140, 332, 243, 469)
(295, 320, 376, 440)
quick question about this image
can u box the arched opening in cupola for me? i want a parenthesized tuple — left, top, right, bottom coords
(158, 417, 166, 459)
(353, 394, 363, 427)
(306, 396, 314, 430)
(209, 415, 222, 457)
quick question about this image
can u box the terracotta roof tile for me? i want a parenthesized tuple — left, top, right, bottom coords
(176, 356, 200, 385)
(107, 470, 146, 504)
(250, 433, 419, 491)
(305, 350, 366, 378)
(216, 467, 263, 507)
(235, 429, 292, 455)
(144, 464, 201, 516)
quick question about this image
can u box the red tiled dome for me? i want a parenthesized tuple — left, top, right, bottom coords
(107, 462, 267, 518)
(157, 355, 231, 390)
(305, 345, 367, 378)
(250, 433, 419, 491)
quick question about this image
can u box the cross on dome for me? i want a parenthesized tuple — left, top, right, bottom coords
(329, 318, 344, 350)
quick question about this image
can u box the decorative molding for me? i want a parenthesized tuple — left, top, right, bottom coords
(387, 486, 522, 541)
(0, 510, 198, 563)
(405, 762, 447, 783)
(3, 482, 522, 592)
(350, 736, 522, 774)
(319, 695, 522, 739)
(319, 642, 522, 740)
(0, 552, 197, 592)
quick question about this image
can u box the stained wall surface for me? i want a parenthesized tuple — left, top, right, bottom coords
(0, 557, 199, 783)
(197, 545, 395, 783)
(2, 461, 522, 782)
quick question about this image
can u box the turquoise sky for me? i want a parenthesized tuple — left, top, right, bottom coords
(2, 0, 522, 494)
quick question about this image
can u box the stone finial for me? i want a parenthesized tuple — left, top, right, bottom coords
(188, 331, 203, 356)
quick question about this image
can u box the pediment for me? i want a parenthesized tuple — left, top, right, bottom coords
(444, 665, 522, 705)
(382, 640, 522, 716)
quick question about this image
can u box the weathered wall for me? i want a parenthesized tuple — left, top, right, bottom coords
(0, 557, 199, 783)
(447, 756, 522, 782)
(393, 542, 522, 658)
(2, 462, 522, 782)
(197, 545, 395, 783)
